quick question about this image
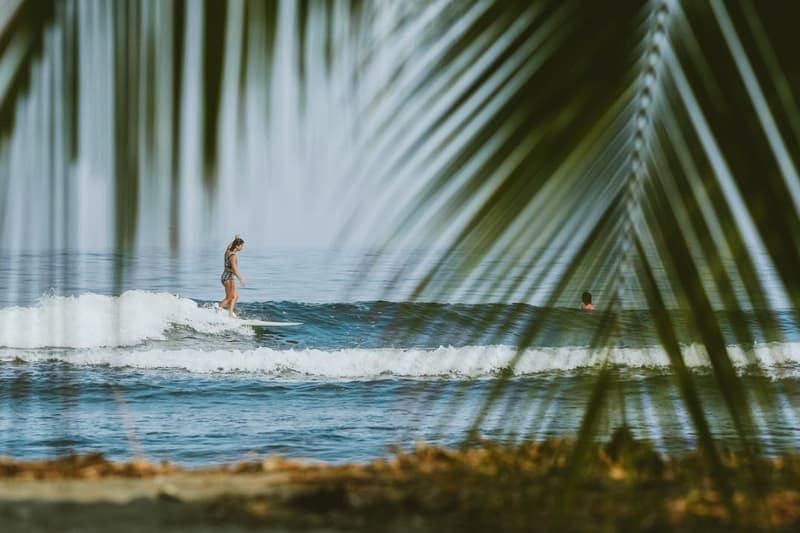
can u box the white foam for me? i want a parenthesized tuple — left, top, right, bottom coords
(0, 291, 246, 348)
(5, 342, 800, 378)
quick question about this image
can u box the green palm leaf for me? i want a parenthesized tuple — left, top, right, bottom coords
(2, 0, 800, 522)
(352, 0, 800, 512)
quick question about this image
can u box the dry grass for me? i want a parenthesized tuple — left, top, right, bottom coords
(2, 428, 800, 531)
(0, 452, 180, 480)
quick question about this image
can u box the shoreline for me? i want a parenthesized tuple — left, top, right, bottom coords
(2, 428, 799, 531)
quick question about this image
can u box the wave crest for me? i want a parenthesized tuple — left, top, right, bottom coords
(0, 291, 244, 348)
(5, 343, 800, 378)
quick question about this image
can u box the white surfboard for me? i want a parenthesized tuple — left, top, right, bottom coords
(240, 319, 303, 327)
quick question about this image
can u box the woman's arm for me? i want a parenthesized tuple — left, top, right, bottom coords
(231, 255, 246, 287)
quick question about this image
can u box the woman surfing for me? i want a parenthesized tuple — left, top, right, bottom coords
(219, 235, 246, 317)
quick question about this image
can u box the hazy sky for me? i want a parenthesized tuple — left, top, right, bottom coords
(0, 0, 418, 253)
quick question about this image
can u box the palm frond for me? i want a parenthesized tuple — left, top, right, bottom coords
(353, 0, 800, 512)
(1, 2, 800, 519)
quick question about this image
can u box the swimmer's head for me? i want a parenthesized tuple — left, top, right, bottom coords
(582, 291, 592, 305)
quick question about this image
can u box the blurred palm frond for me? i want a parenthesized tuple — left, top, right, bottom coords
(2, 0, 800, 515)
(354, 0, 800, 506)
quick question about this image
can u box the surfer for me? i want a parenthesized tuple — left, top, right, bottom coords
(581, 291, 594, 311)
(219, 235, 247, 318)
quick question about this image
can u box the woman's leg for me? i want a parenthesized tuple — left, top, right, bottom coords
(220, 280, 233, 309)
(229, 285, 239, 317)
(221, 280, 235, 312)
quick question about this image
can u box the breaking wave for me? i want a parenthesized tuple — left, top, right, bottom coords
(4, 343, 800, 379)
(0, 291, 246, 348)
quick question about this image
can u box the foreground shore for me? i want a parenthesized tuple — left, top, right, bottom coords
(2, 428, 799, 532)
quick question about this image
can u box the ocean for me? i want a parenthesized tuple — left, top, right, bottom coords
(1, 248, 799, 466)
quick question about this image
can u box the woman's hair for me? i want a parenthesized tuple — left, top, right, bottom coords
(230, 237, 245, 250)
(582, 291, 592, 304)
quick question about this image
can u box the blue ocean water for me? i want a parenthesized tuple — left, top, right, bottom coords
(1, 249, 799, 465)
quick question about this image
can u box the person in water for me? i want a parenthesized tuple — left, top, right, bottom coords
(219, 235, 247, 317)
(581, 291, 594, 311)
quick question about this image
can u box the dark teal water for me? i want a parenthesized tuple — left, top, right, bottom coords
(1, 249, 799, 465)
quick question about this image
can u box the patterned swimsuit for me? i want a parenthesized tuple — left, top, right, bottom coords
(220, 251, 236, 284)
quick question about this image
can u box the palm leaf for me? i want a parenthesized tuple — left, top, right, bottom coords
(353, 0, 800, 515)
(2, 1, 800, 522)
